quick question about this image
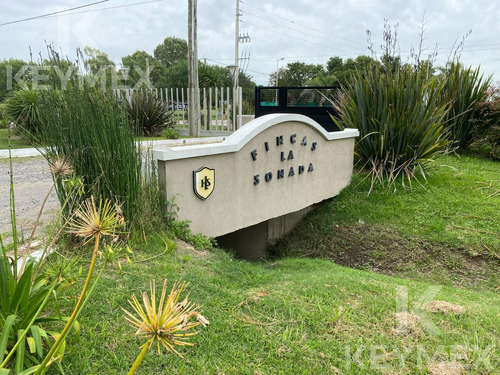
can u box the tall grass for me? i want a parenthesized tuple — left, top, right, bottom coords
(35, 85, 142, 223)
(333, 63, 449, 191)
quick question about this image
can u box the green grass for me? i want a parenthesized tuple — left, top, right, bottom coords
(6, 153, 497, 374)
(273, 155, 499, 290)
(50, 236, 499, 374)
(0, 128, 32, 148)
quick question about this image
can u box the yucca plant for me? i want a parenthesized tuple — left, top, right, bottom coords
(122, 280, 208, 375)
(438, 63, 491, 150)
(333, 63, 450, 191)
(125, 90, 174, 137)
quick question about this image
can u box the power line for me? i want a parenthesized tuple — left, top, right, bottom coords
(241, 19, 366, 54)
(44, 0, 163, 18)
(241, 1, 362, 47)
(0, 0, 109, 27)
(242, 8, 363, 53)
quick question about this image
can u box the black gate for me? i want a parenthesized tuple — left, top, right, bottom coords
(254, 86, 341, 132)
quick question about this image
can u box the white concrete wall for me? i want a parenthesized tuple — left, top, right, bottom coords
(155, 114, 358, 238)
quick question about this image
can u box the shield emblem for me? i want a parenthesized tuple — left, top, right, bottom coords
(193, 167, 215, 200)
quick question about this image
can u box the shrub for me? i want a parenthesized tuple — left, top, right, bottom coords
(468, 83, 500, 160)
(3, 87, 42, 134)
(125, 90, 174, 136)
(161, 127, 180, 139)
(438, 63, 490, 150)
(333, 63, 449, 191)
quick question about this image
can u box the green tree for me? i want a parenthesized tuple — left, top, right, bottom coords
(153, 37, 188, 68)
(198, 63, 228, 88)
(153, 59, 188, 88)
(0, 59, 28, 102)
(318, 55, 382, 87)
(122, 50, 154, 88)
(83, 46, 115, 75)
(269, 62, 324, 87)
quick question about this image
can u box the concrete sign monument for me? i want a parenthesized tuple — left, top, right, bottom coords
(154, 114, 359, 260)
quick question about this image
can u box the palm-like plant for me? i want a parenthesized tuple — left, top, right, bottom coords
(122, 280, 208, 375)
(3, 87, 42, 134)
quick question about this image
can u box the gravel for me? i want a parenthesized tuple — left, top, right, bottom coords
(0, 156, 59, 238)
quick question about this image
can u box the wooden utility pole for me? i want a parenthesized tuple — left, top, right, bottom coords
(188, 0, 200, 137)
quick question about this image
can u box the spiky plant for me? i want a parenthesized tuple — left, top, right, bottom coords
(18, 156, 75, 276)
(125, 90, 174, 136)
(34, 197, 124, 375)
(333, 63, 450, 192)
(3, 87, 42, 135)
(122, 280, 208, 375)
(438, 63, 491, 150)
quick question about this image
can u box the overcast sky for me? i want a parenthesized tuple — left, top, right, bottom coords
(1, 0, 499, 86)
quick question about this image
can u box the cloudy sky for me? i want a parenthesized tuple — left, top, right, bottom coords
(1, 0, 499, 85)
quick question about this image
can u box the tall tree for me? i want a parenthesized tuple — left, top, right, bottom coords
(121, 50, 154, 88)
(154, 37, 188, 68)
(269, 62, 324, 87)
(83, 46, 115, 75)
(0, 59, 28, 101)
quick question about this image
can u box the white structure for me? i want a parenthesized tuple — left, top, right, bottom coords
(154, 114, 359, 259)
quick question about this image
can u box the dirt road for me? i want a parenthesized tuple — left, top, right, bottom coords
(0, 156, 59, 238)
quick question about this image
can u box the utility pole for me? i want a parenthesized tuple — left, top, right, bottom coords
(145, 57, 151, 88)
(233, 0, 240, 129)
(188, 0, 200, 137)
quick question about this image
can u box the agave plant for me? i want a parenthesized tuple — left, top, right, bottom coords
(122, 279, 208, 375)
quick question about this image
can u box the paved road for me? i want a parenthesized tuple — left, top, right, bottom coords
(0, 137, 227, 239)
(0, 157, 59, 237)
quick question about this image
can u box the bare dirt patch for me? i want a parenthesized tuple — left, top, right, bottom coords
(426, 301, 466, 316)
(427, 362, 463, 375)
(273, 223, 500, 291)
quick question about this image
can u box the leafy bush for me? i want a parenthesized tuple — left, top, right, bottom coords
(3, 87, 41, 134)
(438, 63, 490, 150)
(333, 63, 449, 191)
(35, 85, 142, 223)
(125, 90, 174, 136)
(161, 127, 180, 139)
(468, 83, 500, 160)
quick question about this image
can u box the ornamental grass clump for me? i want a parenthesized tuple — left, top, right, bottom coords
(35, 85, 142, 223)
(438, 63, 490, 150)
(333, 62, 450, 192)
(122, 280, 208, 375)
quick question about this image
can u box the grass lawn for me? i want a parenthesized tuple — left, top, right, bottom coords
(59, 240, 499, 374)
(0, 128, 33, 149)
(49, 154, 499, 374)
(273, 155, 500, 290)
